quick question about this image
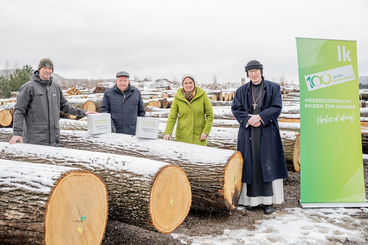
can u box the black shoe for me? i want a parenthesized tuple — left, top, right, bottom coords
(263, 205, 275, 214)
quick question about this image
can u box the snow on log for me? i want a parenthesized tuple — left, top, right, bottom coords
(32, 130, 244, 211)
(0, 142, 191, 233)
(65, 94, 104, 113)
(153, 122, 298, 167)
(59, 118, 88, 130)
(0, 159, 107, 245)
(211, 101, 232, 106)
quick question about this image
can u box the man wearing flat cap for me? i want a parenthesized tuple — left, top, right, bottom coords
(101, 71, 145, 135)
(231, 60, 288, 215)
(9, 58, 96, 146)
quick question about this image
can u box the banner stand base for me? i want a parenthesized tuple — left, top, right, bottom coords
(299, 200, 368, 208)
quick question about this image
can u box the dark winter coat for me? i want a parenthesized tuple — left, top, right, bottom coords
(231, 79, 288, 183)
(101, 84, 145, 135)
(13, 71, 86, 146)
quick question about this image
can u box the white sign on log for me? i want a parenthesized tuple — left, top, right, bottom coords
(87, 113, 111, 135)
(135, 117, 159, 139)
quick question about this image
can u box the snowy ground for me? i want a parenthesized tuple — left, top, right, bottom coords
(172, 208, 368, 245)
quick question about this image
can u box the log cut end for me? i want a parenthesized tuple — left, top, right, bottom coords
(149, 165, 191, 233)
(0, 109, 12, 127)
(44, 171, 108, 245)
(293, 134, 301, 172)
(223, 151, 243, 210)
(83, 100, 97, 112)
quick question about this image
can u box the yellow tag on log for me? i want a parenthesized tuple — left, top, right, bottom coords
(77, 226, 83, 233)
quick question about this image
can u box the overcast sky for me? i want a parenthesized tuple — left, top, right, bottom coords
(0, 0, 367, 83)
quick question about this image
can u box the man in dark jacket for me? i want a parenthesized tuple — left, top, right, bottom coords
(9, 58, 96, 146)
(101, 71, 145, 135)
(231, 60, 288, 215)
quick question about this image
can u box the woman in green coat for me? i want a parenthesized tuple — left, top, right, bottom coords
(163, 75, 214, 146)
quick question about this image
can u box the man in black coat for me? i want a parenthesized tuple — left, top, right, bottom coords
(101, 71, 145, 135)
(231, 60, 288, 214)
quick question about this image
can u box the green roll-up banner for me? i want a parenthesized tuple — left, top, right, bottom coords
(296, 37, 367, 207)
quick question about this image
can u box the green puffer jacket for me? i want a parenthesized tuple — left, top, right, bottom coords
(164, 86, 214, 146)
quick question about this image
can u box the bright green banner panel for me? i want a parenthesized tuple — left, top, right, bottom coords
(296, 37, 366, 203)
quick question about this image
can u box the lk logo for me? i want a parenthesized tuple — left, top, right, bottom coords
(337, 46, 351, 62)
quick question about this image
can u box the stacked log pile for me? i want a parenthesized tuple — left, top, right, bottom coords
(144, 98, 173, 109)
(93, 85, 107, 93)
(0, 98, 16, 106)
(208, 91, 235, 102)
(0, 142, 191, 233)
(66, 86, 82, 95)
(0, 159, 108, 245)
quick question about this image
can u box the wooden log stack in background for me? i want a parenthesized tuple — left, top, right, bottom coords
(93, 85, 107, 93)
(0, 142, 191, 233)
(0, 159, 107, 245)
(66, 86, 82, 95)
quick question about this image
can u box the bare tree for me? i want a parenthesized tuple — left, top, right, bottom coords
(212, 74, 218, 84)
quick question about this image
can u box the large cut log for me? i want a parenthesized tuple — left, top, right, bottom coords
(0, 159, 107, 245)
(155, 122, 298, 167)
(0, 103, 15, 127)
(0, 142, 191, 233)
(280, 131, 299, 170)
(19, 130, 244, 211)
(0, 109, 13, 127)
(293, 134, 301, 172)
(83, 99, 102, 112)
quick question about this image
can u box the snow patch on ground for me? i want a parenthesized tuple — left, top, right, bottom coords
(172, 208, 368, 245)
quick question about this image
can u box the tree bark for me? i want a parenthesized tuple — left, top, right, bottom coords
(0, 142, 191, 233)
(293, 134, 301, 172)
(0, 159, 107, 245)
(20, 130, 245, 211)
